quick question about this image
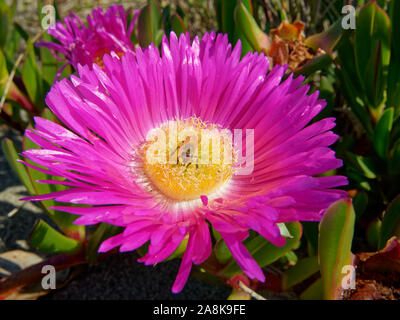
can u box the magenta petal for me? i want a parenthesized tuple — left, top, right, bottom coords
(39, 5, 135, 70)
(221, 233, 265, 282)
(172, 232, 195, 293)
(98, 233, 125, 252)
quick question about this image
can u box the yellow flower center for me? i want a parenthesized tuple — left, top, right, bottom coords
(141, 118, 234, 202)
(93, 49, 124, 68)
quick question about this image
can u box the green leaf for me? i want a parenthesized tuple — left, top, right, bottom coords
(366, 218, 381, 249)
(277, 223, 292, 238)
(355, 1, 390, 109)
(233, 1, 253, 55)
(335, 59, 373, 137)
(314, 76, 335, 121)
(0, 0, 11, 49)
(86, 223, 121, 265)
(212, 226, 222, 241)
(216, 1, 254, 55)
(36, 0, 59, 90)
(347, 169, 372, 191)
(137, 5, 152, 47)
(30, 219, 82, 254)
(13, 22, 29, 42)
(346, 152, 378, 179)
(165, 236, 188, 261)
(148, 0, 161, 27)
(214, 0, 223, 33)
(219, 0, 237, 41)
(355, 156, 378, 179)
(387, 0, 400, 118)
(379, 195, 400, 249)
(305, 19, 343, 52)
(353, 190, 368, 220)
(293, 54, 333, 78)
(214, 239, 232, 264)
(302, 221, 319, 256)
(219, 222, 302, 278)
(1, 138, 36, 194)
(391, 117, 400, 147)
(128, 10, 139, 44)
(40, 45, 58, 89)
(170, 13, 186, 36)
(284, 250, 297, 264)
(282, 255, 320, 290)
(3, 24, 21, 60)
(337, 32, 363, 95)
(22, 40, 44, 110)
(1, 48, 37, 115)
(0, 48, 9, 99)
(234, 1, 270, 54)
(154, 30, 165, 48)
(373, 107, 394, 158)
(389, 142, 400, 174)
(318, 199, 355, 300)
(300, 278, 323, 300)
(192, 265, 227, 287)
(137, 0, 162, 48)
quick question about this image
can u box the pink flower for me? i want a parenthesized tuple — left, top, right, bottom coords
(37, 5, 136, 71)
(22, 32, 347, 293)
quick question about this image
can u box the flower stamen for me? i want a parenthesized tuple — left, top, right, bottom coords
(141, 118, 234, 201)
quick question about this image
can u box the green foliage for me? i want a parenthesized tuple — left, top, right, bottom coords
(0, 0, 16, 51)
(136, 0, 188, 47)
(366, 218, 381, 249)
(1, 138, 35, 195)
(22, 40, 45, 111)
(387, 0, 400, 118)
(282, 255, 319, 291)
(379, 196, 400, 248)
(215, 0, 253, 54)
(336, 1, 400, 227)
(300, 278, 323, 300)
(86, 223, 121, 265)
(30, 219, 82, 254)
(318, 200, 355, 300)
(137, 0, 163, 47)
(234, 1, 265, 55)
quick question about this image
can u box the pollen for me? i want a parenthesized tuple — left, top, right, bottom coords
(141, 118, 235, 202)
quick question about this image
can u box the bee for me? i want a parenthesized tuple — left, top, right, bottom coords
(170, 136, 199, 170)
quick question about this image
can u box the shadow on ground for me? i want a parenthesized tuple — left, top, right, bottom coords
(44, 251, 230, 300)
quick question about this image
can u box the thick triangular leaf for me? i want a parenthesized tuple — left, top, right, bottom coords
(318, 199, 355, 300)
(30, 219, 82, 254)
